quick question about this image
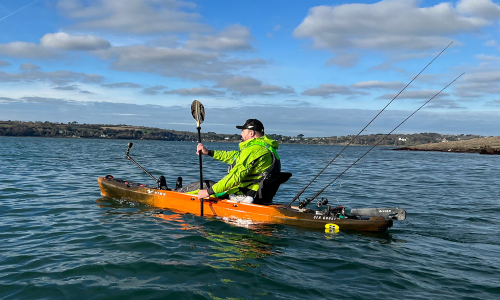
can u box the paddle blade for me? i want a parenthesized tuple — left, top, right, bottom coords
(191, 100, 205, 127)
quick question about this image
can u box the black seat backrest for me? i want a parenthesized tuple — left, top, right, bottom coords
(253, 172, 292, 205)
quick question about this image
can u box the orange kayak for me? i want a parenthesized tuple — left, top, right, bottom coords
(98, 176, 395, 232)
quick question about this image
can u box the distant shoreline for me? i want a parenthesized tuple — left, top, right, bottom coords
(5, 135, 498, 154)
(393, 136, 500, 155)
(1, 120, 493, 147)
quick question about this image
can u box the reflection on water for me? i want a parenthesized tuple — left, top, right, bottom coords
(154, 212, 280, 271)
(97, 196, 281, 272)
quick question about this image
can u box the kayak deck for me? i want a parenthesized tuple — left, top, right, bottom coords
(98, 176, 393, 232)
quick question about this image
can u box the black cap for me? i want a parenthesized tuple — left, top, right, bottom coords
(236, 119, 264, 133)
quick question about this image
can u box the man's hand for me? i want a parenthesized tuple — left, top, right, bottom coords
(198, 189, 209, 198)
(197, 143, 209, 155)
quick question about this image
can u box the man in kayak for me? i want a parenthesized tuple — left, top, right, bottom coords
(179, 119, 281, 203)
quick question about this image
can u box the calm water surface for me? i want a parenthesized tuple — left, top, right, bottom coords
(1, 137, 499, 299)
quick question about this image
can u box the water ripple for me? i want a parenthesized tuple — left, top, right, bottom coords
(1, 137, 499, 299)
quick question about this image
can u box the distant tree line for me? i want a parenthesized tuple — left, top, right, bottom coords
(281, 132, 484, 146)
(0, 120, 485, 146)
(0, 120, 240, 142)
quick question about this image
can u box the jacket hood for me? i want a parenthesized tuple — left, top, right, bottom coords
(239, 135, 279, 150)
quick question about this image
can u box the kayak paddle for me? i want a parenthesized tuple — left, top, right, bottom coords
(191, 100, 205, 216)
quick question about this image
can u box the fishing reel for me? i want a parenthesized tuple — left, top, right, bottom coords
(298, 199, 308, 209)
(299, 197, 330, 209)
(317, 197, 328, 207)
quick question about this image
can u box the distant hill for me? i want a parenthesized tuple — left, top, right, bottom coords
(0, 120, 240, 142)
(395, 136, 500, 155)
(0, 120, 488, 147)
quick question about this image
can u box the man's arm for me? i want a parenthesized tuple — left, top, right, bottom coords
(196, 152, 248, 198)
(213, 150, 239, 164)
(197, 143, 238, 163)
(207, 163, 250, 195)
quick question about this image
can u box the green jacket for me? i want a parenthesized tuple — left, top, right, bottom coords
(207, 135, 280, 197)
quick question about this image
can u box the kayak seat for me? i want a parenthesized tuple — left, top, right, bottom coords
(253, 172, 292, 205)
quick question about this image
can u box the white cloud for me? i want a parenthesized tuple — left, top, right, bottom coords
(185, 25, 255, 52)
(145, 36, 181, 48)
(456, 0, 500, 20)
(484, 39, 498, 47)
(0, 68, 104, 85)
(293, 0, 500, 55)
(0, 33, 110, 59)
(451, 65, 500, 98)
(351, 81, 406, 90)
(302, 83, 368, 98)
(462, 71, 500, 83)
(102, 82, 142, 89)
(393, 51, 440, 61)
(40, 32, 111, 50)
(19, 63, 41, 71)
(485, 99, 500, 106)
(141, 85, 167, 95)
(424, 98, 466, 109)
(105, 46, 220, 80)
(325, 53, 360, 67)
(0, 60, 11, 68)
(267, 25, 281, 39)
(56, 0, 206, 34)
(476, 54, 500, 62)
(100, 45, 267, 81)
(53, 85, 81, 91)
(163, 87, 225, 96)
(214, 76, 295, 96)
(455, 81, 500, 96)
(283, 100, 312, 107)
(0, 42, 57, 59)
(377, 89, 449, 100)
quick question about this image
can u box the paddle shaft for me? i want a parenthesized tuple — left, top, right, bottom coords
(191, 100, 206, 217)
(197, 126, 204, 216)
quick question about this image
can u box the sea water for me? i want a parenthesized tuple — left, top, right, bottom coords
(0, 137, 499, 299)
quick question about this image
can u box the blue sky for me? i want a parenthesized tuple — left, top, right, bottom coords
(1, 0, 499, 137)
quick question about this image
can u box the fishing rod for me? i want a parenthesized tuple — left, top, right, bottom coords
(288, 41, 454, 207)
(294, 72, 465, 209)
(125, 142, 168, 189)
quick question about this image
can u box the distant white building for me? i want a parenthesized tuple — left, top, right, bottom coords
(398, 137, 407, 142)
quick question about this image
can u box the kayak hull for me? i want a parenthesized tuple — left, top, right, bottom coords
(98, 176, 393, 232)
